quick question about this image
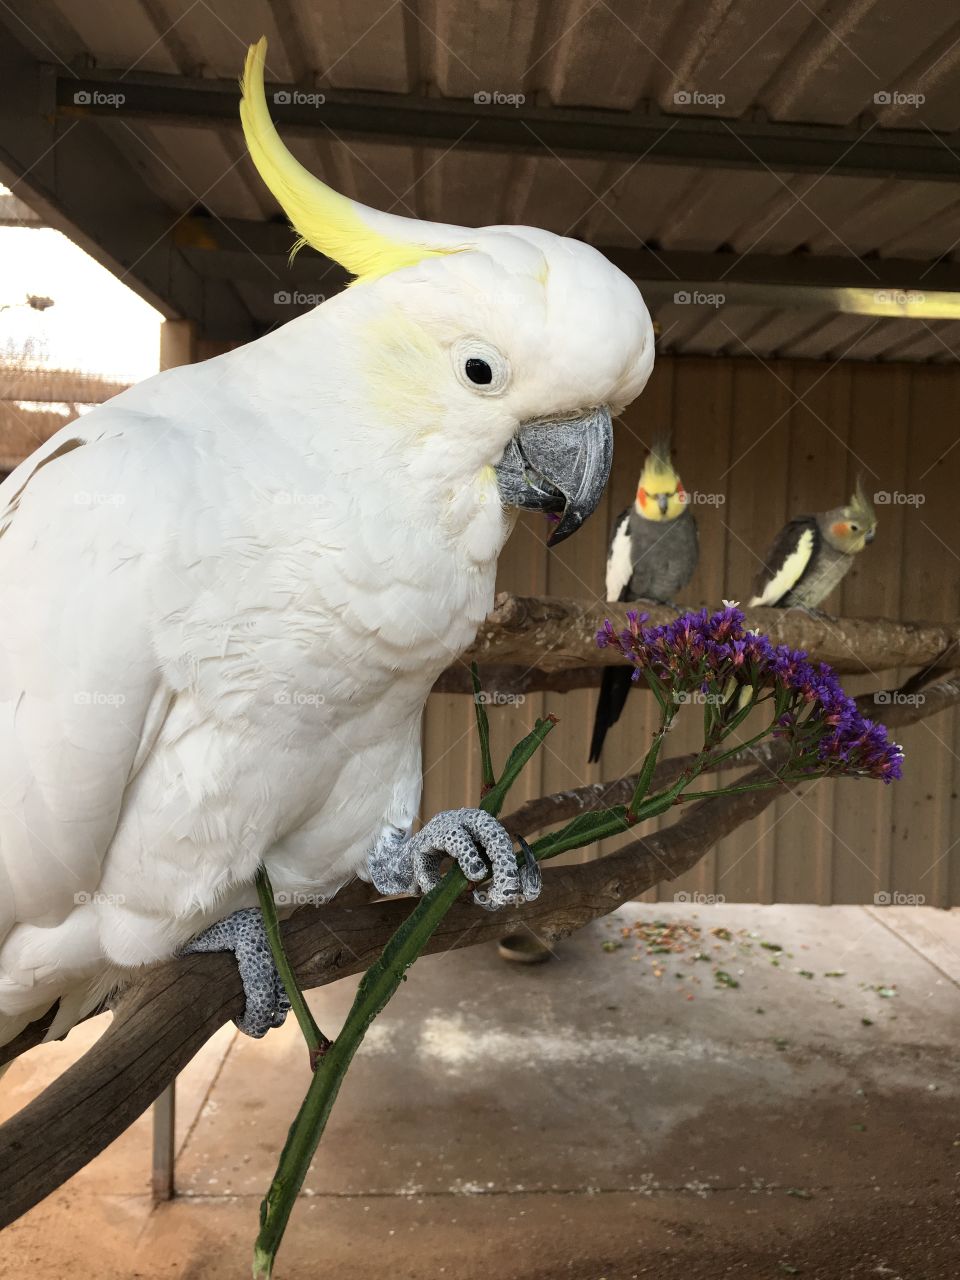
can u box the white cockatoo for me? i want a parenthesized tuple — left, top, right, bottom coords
(0, 38, 654, 1047)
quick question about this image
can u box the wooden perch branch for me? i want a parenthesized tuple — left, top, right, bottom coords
(0, 670, 956, 1230)
(452, 594, 960, 681)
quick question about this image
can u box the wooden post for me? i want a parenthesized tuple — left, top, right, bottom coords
(151, 1084, 176, 1203)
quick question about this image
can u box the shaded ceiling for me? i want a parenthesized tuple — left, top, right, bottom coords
(3, 0, 960, 361)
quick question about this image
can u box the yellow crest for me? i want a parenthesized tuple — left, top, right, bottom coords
(240, 38, 467, 282)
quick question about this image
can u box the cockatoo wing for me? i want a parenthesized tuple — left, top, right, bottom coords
(0, 422, 168, 958)
(749, 517, 819, 606)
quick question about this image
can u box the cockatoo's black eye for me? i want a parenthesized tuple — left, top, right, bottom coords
(453, 337, 510, 395)
(465, 358, 493, 385)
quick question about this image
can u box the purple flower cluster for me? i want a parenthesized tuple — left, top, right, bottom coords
(596, 605, 903, 783)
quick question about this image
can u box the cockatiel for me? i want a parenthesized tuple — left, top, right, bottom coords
(588, 438, 698, 762)
(0, 38, 656, 1049)
(748, 483, 877, 610)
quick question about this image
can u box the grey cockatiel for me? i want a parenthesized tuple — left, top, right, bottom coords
(589, 439, 698, 763)
(749, 483, 877, 610)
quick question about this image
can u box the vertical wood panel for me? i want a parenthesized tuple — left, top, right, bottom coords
(421, 356, 960, 905)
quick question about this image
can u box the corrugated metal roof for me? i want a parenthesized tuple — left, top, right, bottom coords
(8, 0, 960, 359)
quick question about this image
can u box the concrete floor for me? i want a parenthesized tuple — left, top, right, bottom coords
(1, 903, 959, 1279)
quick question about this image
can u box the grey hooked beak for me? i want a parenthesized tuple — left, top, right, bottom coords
(656, 493, 669, 516)
(864, 528, 876, 544)
(494, 405, 613, 546)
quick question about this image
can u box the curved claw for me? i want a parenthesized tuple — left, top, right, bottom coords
(517, 836, 542, 901)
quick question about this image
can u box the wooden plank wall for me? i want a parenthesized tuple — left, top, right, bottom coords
(421, 355, 960, 906)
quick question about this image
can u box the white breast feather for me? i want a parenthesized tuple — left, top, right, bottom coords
(606, 514, 633, 601)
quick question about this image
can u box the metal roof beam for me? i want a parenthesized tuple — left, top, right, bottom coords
(178, 216, 960, 320)
(56, 68, 960, 183)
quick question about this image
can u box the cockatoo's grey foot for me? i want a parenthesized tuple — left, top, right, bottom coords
(367, 809, 541, 910)
(180, 907, 291, 1038)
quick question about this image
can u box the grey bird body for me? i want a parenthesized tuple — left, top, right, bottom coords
(589, 459, 698, 763)
(750, 485, 878, 611)
(611, 503, 699, 603)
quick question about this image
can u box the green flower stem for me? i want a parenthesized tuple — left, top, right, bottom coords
(628, 723, 669, 814)
(470, 662, 496, 792)
(673, 778, 786, 801)
(252, 715, 557, 1278)
(255, 867, 329, 1063)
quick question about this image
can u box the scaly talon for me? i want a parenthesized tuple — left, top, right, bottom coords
(180, 906, 302, 1039)
(368, 808, 541, 911)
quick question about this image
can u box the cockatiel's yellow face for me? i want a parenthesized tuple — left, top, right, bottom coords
(634, 445, 686, 523)
(239, 38, 655, 546)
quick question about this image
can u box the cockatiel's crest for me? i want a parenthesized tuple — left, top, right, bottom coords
(824, 477, 878, 553)
(636, 434, 686, 522)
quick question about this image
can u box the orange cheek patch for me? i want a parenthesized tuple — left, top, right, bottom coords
(676, 484, 686, 504)
(831, 521, 850, 538)
(637, 487, 647, 508)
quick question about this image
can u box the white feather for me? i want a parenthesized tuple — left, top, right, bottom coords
(606, 512, 633, 601)
(0, 223, 657, 1045)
